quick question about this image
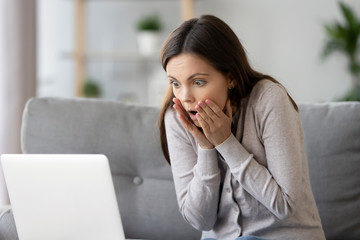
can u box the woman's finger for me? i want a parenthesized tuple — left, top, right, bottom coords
(173, 98, 188, 118)
(195, 103, 213, 124)
(178, 113, 195, 131)
(176, 105, 213, 149)
(205, 99, 225, 118)
(173, 104, 191, 127)
(196, 112, 210, 132)
(196, 101, 217, 123)
(173, 99, 202, 135)
(172, 97, 214, 148)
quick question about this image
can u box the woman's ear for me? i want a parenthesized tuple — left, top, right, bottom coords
(227, 73, 236, 89)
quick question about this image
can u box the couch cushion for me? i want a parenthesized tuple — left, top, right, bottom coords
(21, 97, 200, 240)
(299, 102, 360, 240)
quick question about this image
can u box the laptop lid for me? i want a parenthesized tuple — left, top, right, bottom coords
(1, 154, 125, 240)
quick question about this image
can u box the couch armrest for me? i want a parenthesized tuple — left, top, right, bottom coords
(0, 205, 18, 240)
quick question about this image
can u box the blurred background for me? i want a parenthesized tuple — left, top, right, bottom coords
(1, 0, 360, 203)
(33, 0, 360, 104)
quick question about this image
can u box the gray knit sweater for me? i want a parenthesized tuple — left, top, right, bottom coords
(164, 80, 325, 240)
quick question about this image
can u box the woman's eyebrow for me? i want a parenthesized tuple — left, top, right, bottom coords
(167, 73, 209, 81)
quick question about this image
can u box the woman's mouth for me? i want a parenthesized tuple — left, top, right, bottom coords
(188, 110, 198, 121)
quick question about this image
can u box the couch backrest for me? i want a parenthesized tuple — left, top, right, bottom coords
(21, 97, 201, 240)
(22, 98, 360, 240)
(298, 102, 360, 240)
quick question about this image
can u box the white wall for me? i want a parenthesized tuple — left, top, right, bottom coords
(197, 0, 360, 103)
(37, 0, 360, 104)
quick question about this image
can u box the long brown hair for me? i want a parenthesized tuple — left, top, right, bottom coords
(158, 15, 297, 164)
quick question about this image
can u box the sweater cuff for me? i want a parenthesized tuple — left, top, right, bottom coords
(196, 147, 219, 176)
(215, 134, 253, 169)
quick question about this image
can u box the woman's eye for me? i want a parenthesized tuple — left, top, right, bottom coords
(194, 80, 206, 86)
(170, 80, 180, 88)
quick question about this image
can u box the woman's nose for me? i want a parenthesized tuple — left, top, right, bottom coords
(180, 88, 195, 103)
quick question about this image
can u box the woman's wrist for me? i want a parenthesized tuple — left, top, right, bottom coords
(199, 143, 214, 150)
(196, 146, 219, 176)
(213, 132, 232, 147)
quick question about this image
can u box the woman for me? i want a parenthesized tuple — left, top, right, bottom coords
(158, 15, 325, 240)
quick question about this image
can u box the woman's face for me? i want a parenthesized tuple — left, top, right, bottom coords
(166, 53, 233, 127)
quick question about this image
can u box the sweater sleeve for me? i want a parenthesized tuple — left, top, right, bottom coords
(216, 85, 304, 220)
(164, 108, 221, 231)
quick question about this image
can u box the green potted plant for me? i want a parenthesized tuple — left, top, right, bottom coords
(136, 13, 163, 56)
(322, 2, 360, 101)
(83, 79, 102, 98)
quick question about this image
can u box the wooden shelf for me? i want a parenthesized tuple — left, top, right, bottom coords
(74, 0, 194, 97)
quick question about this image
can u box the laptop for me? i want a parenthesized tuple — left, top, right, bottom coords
(1, 154, 126, 240)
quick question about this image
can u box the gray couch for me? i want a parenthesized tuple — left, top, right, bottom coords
(0, 97, 359, 240)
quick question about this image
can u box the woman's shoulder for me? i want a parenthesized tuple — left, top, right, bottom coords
(252, 79, 286, 97)
(249, 79, 291, 107)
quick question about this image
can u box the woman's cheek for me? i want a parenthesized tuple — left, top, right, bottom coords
(212, 99, 227, 112)
(173, 89, 181, 102)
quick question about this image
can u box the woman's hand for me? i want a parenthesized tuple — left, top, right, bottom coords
(195, 99, 232, 147)
(172, 98, 214, 149)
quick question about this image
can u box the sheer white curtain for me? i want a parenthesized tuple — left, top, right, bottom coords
(0, 0, 37, 205)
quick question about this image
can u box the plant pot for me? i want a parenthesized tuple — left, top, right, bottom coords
(137, 31, 160, 56)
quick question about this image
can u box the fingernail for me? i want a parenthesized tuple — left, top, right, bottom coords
(205, 99, 210, 104)
(195, 105, 200, 110)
